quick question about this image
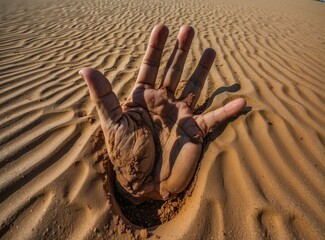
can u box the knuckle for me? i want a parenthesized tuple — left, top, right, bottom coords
(142, 59, 159, 68)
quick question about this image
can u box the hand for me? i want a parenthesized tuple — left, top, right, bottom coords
(79, 24, 246, 203)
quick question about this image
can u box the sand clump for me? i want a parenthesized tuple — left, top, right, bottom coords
(0, 0, 324, 239)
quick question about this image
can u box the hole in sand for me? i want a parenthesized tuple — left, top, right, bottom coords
(115, 187, 189, 228)
(96, 129, 195, 228)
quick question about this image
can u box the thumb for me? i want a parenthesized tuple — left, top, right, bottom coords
(196, 98, 246, 136)
(79, 67, 122, 127)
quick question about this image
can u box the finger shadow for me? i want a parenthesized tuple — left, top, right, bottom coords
(194, 83, 241, 114)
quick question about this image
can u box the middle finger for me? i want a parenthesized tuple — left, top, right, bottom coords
(162, 25, 195, 93)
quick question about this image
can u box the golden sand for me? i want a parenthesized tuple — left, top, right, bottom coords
(0, 0, 324, 239)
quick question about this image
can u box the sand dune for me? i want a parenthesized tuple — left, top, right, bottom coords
(0, 0, 324, 239)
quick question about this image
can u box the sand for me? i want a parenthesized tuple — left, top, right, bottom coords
(0, 0, 324, 239)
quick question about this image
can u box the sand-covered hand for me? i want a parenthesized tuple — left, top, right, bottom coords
(80, 24, 246, 203)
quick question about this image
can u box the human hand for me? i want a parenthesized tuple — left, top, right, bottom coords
(79, 24, 246, 203)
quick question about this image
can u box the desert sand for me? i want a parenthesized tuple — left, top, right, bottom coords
(0, 0, 324, 239)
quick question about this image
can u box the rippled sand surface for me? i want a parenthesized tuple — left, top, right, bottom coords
(0, 0, 324, 239)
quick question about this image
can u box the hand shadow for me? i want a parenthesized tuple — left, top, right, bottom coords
(204, 105, 251, 144)
(198, 83, 252, 146)
(194, 83, 241, 114)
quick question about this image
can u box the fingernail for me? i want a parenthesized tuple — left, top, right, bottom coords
(78, 70, 84, 78)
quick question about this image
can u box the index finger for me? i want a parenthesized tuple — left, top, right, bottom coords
(136, 24, 169, 86)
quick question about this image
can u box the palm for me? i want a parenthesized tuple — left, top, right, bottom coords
(123, 83, 204, 200)
(80, 25, 246, 203)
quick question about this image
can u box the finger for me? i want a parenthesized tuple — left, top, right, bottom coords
(180, 48, 216, 109)
(195, 98, 246, 136)
(79, 67, 122, 126)
(136, 24, 169, 86)
(162, 25, 194, 93)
